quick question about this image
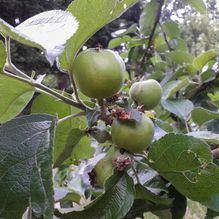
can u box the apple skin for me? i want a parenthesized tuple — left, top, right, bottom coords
(72, 48, 126, 99)
(94, 156, 114, 187)
(111, 113, 155, 153)
(129, 79, 162, 110)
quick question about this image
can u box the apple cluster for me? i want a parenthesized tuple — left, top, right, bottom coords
(72, 48, 162, 187)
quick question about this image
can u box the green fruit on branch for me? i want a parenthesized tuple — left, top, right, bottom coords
(111, 113, 155, 153)
(129, 79, 162, 110)
(94, 156, 114, 187)
(72, 48, 126, 99)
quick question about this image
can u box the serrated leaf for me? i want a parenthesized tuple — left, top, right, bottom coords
(56, 172, 135, 219)
(166, 51, 194, 64)
(149, 134, 212, 172)
(0, 41, 6, 72)
(0, 74, 34, 123)
(31, 94, 86, 163)
(186, 0, 207, 14)
(16, 10, 78, 51)
(59, 0, 140, 71)
(193, 50, 217, 71)
(0, 18, 43, 50)
(148, 134, 219, 204)
(139, 0, 160, 36)
(162, 77, 189, 100)
(163, 21, 180, 40)
(0, 114, 55, 219)
(162, 99, 194, 121)
(16, 10, 79, 65)
(191, 107, 219, 126)
(188, 131, 219, 145)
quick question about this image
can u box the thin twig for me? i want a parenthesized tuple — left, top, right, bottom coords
(4, 37, 31, 80)
(184, 120, 191, 133)
(69, 71, 82, 104)
(3, 70, 86, 110)
(159, 22, 173, 51)
(57, 112, 86, 125)
(141, 0, 165, 65)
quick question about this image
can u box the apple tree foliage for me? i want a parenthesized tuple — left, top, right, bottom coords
(0, 0, 219, 218)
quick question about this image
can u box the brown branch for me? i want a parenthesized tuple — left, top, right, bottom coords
(141, 0, 165, 65)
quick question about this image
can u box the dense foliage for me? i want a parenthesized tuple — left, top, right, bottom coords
(0, 0, 219, 218)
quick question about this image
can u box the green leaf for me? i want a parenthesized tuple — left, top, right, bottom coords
(0, 74, 34, 123)
(0, 18, 43, 50)
(54, 188, 81, 204)
(170, 38, 188, 52)
(148, 134, 219, 203)
(54, 128, 86, 167)
(154, 35, 168, 52)
(16, 10, 79, 65)
(31, 94, 86, 162)
(162, 99, 194, 121)
(208, 91, 219, 107)
(56, 172, 135, 219)
(163, 21, 180, 40)
(16, 10, 78, 51)
(139, 0, 160, 36)
(203, 195, 219, 213)
(1, 10, 79, 63)
(63, 135, 95, 165)
(135, 184, 172, 206)
(59, 0, 140, 71)
(162, 77, 189, 100)
(191, 107, 219, 126)
(201, 70, 216, 83)
(186, 0, 207, 14)
(108, 37, 125, 49)
(0, 114, 55, 219)
(193, 50, 217, 71)
(166, 51, 194, 64)
(188, 131, 219, 145)
(0, 41, 6, 72)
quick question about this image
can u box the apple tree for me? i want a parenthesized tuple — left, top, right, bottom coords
(0, 0, 219, 218)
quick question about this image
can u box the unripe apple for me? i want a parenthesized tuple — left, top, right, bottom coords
(129, 79, 162, 110)
(111, 113, 155, 153)
(72, 48, 126, 99)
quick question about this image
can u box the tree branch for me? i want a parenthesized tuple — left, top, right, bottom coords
(57, 112, 86, 125)
(3, 70, 86, 110)
(4, 37, 31, 80)
(141, 0, 165, 65)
